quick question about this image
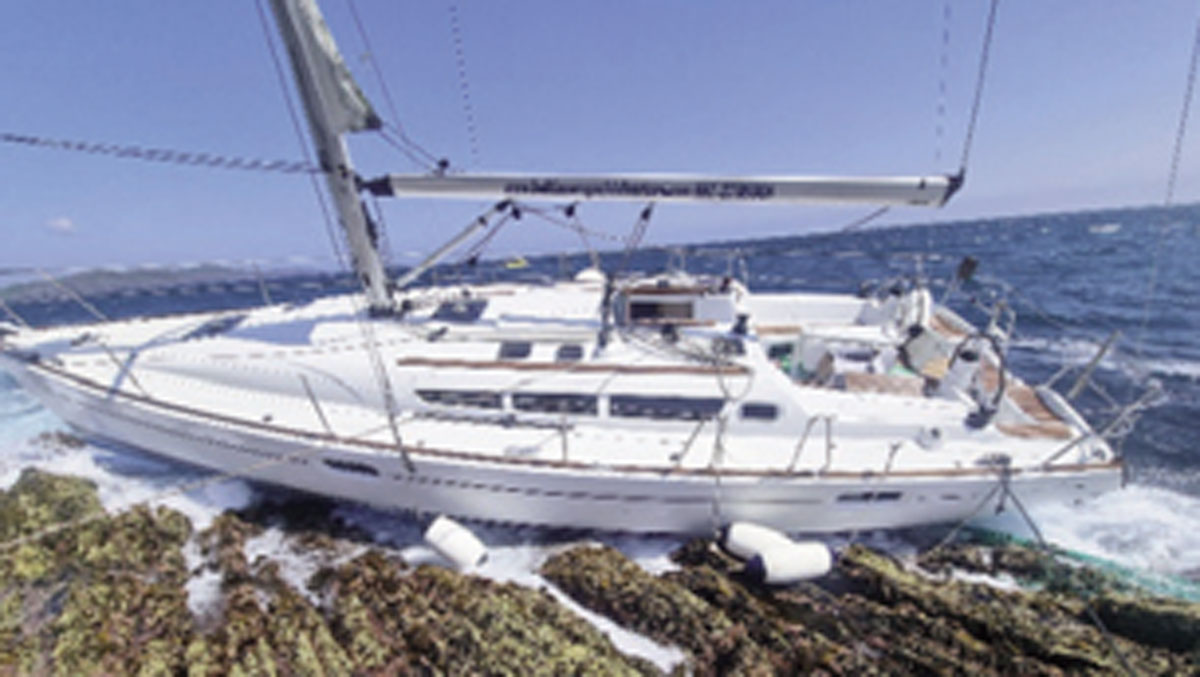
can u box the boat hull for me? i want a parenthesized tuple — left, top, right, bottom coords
(4, 353, 1122, 536)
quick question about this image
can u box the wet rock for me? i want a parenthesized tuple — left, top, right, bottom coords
(3, 470, 1198, 676)
(318, 548, 657, 675)
(836, 543, 1190, 675)
(0, 469, 193, 675)
(1093, 592, 1200, 653)
(542, 543, 774, 675)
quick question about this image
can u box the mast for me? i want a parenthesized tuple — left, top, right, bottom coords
(268, 0, 393, 313)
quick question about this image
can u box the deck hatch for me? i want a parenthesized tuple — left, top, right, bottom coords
(432, 299, 488, 322)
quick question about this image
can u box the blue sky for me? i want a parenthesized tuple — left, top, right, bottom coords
(2, 1, 1198, 272)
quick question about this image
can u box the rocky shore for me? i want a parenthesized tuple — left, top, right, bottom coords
(1, 468, 1197, 675)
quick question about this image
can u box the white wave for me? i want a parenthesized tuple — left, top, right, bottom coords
(1141, 357, 1200, 380)
(1088, 222, 1122, 235)
(973, 483, 1200, 581)
(1010, 335, 1116, 369)
(1012, 335, 1200, 381)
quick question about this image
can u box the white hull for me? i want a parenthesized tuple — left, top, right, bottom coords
(1, 283, 1122, 536)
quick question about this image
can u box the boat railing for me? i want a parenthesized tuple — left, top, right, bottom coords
(1039, 380, 1162, 469)
(788, 414, 836, 473)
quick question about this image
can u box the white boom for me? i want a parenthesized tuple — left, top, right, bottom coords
(364, 171, 964, 207)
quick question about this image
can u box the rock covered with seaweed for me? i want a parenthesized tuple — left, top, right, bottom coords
(1, 469, 1197, 675)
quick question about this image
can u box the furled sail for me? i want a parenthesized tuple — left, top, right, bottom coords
(271, 0, 381, 136)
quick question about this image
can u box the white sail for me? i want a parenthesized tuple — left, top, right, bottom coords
(271, 0, 380, 135)
(364, 171, 964, 207)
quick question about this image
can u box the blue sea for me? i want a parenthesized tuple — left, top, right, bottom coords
(3, 202, 1199, 597)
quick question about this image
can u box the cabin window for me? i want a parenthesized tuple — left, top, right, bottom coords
(767, 344, 793, 360)
(416, 389, 502, 409)
(512, 392, 598, 415)
(498, 341, 532, 359)
(836, 491, 902, 503)
(740, 402, 779, 421)
(610, 395, 723, 421)
(628, 301, 693, 322)
(555, 344, 584, 362)
(432, 299, 487, 322)
(323, 459, 379, 476)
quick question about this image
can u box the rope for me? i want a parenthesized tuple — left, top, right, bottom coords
(1004, 487, 1137, 676)
(928, 467, 1136, 677)
(958, 0, 999, 174)
(0, 132, 316, 176)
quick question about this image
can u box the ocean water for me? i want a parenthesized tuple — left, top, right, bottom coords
(2, 202, 1199, 608)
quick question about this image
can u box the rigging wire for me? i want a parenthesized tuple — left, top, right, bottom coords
(0, 296, 30, 329)
(838, 205, 891, 233)
(618, 204, 655, 275)
(1165, 13, 1200, 207)
(1138, 10, 1200, 359)
(447, 3, 482, 168)
(0, 132, 317, 176)
(958, 0, 999, 175)
(344, 0, 442, 171)
(255, 0, 412, 471)
(254, 0, 351, 273)
(378, 127, 441, 172)
(935, 2, 952, 165)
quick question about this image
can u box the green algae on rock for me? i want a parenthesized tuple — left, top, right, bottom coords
(3, 469, 1199, 676)
(544, 539, 1200, 676)
(0, 472, 661, 675)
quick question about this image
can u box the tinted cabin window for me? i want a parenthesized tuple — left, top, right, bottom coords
(629, 301, 693, 322)
(740, 402, 779, 421)
(498, 341, 532, 359)
(416, 389, 502, 409)
(836, 491, 902, 503)
(555, 344, 584, 362)
(767, 344, 794, 360)
(513, 392, 598, 415)
(610, 395, 723, 421)
(432, 299, 488, 322)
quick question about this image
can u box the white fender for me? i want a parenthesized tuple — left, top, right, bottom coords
(423, 515, 488, 569)
(720, 521, 794, 561)
(745, 541, 833, 585)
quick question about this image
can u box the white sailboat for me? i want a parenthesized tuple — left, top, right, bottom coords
(0, 0, 1124, 535)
